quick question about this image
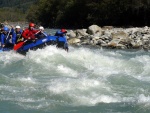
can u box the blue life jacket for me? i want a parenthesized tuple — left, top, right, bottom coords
(0, 33, 11, 45)
(55, 31, 65, 37)
(55, 30, 68, 50)
(58, 36, 66, 41)
(0, 27, 11, 45)
(12, 29, 22, 44)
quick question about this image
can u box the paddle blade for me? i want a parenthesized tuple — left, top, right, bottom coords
(13, 42, 25, 50)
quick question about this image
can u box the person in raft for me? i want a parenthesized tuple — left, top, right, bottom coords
(55, 29, 69, 52)
(11, 25, 23, 44)
(35, 26, 48, 39)
(22, 23, 40, 41)
(0, 26, 11, 48)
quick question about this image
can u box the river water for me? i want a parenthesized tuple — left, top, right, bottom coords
(0, 29, 150, 113)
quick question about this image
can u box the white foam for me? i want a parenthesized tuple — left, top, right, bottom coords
(138, 94, 150, 103)
(57, 65, 78, 77)
(76, 95, 120, 105)
(0, 45, 150, 108)
(18, 77, 35, 84)
(0, 51, 24, 65)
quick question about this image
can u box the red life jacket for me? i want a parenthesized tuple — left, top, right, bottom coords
(22, 28, 39, 39)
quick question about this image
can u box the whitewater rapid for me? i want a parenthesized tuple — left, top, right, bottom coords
(0, 46, 150, 113)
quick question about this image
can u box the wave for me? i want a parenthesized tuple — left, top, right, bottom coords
(0, 46, 150, 112)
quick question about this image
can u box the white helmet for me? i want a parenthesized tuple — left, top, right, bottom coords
(16, 25, 21, 29)
(39, 26, 44, 30)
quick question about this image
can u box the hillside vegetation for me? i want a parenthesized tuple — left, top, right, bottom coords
(27, 0, 150, 28)
(1, 0, 150, 28)
(0, 0, 38, 22)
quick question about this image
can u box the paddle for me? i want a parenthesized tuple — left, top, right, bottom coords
(41, 31, 48, 37)
(6, 28, 11, 40)
(13, 40, 27, 50)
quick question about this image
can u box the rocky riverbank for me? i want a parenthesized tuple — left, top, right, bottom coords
(66, 25, 150, 51)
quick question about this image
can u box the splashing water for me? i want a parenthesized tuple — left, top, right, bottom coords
(0, 46, 150, 113)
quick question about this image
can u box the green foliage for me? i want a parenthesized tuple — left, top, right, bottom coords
(0, 0, 38, 22)
(0, 8, 26, 22)
(5, 0, 150, 28)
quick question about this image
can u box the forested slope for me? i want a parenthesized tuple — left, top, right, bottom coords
(1, 0, 150, 28)
(27, 0, 150, 28)
(0, 0, 38, 22)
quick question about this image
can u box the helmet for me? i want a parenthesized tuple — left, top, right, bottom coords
(16, 25, 21, 29)
(0, 23, 4, 28)
(61, 29, 67, 33)
(39, 26, 44, 30)
(29, 23, 35, 27)
(3, 26, 9, 31)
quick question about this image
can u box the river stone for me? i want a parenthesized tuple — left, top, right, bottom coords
(87, 25, 102, 37)
(76, 29, 88, 37)
(67, 30, 76, 38)
(68, 38, 81, 44)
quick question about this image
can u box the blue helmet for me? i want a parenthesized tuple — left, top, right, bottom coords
(3, 27, 9, 32)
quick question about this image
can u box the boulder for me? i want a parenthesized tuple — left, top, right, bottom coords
(76, 29, 88, 37)
(87, 25, 102, 37)
(111, 31, 128, 39)
(68, 38, 81, 44)
(67, 30, 76, 38)
(102, 26, 114, 30)
(108, 39, 120, 47)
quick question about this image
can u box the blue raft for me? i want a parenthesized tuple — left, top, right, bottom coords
(0, 35, 68, 55)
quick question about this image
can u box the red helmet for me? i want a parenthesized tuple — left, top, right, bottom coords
(29, 23, 35, 27)
(61, 29, 67, 33)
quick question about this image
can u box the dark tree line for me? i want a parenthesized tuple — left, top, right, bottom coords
(26, 0, 150, 28)
(0, 0, 150, 28)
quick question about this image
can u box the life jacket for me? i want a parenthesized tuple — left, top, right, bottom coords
(1, 32, 10, 45)
(55, 31, 65, 37)
(22, 28, 39, 39)
(56, 36, 68, 50)
(12, 30, 23, 44)
(16, 31, 22, 39)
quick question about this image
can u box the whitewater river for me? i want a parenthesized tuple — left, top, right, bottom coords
(0, 29, 150, 113)
(0, 46, 150, 113)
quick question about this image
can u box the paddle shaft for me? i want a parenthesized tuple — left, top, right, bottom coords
(6, 28, 11, 40)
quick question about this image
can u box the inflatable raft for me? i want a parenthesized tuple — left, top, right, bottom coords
(0, 35, 68, 55)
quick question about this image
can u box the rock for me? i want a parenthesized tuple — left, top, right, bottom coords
(98, 39, 107, 44)
(67, 30, 76, 38)
(66, 36, 70, 39)
(111, 31, 128, 39)
(130, 39, 143, 48)
(76, 29, 88, 37)
(68, 38, 81, 44)
(102, 26, 114, 30)
(108, 40, 119, 47)
(66, 25, 150, 50)
(116, 44, 127, 49)
(93, 36, 100, 40)
(103, 30, 112, 36)
(100, 35, 112, 41)
(87, 25, 102, 37)
(101, 43, 108, 47)
(108, 41, 118, 47)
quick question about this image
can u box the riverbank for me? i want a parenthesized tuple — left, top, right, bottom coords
(66, 25, 150, 51)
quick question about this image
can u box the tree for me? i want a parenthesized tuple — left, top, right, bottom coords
(26, 0, 150, 28)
